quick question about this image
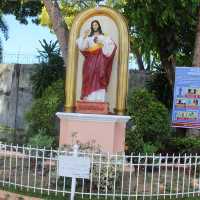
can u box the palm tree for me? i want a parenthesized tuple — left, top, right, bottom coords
(0, 13, 8, 62)
(37, 39, 60, 62)
(31, 39, 64, 98)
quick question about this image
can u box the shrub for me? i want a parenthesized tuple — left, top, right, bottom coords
(126, 89, 171, 153)
(143, 142, 160, 154)
(125, 125, 144, 154)
(166, 137, 200, 155)
(25, 39, 65, 147)
(28, 131, 54, 149)
(146, 67, 172, 110)
(25, 79, 64, 146)
(92, 156, 122, 192)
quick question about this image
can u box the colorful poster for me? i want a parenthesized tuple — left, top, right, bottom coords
(172, 67, 200, 129)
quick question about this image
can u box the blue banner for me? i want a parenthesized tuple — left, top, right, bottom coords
(172, 67, 200, 129)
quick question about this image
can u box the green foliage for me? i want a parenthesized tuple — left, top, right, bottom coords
(123, 0, 199, 116)
(26, 39, 65, 147)
(92, 156, 122, 192)
(146, 67, 172, 109)
(61, 0, 80, 28)
(125, 127, 144, 154)
(126, 89, 171, 153)
(166, 137, 200, 155)
(31, 39, 64, 98)
(0, 13, 8, 39)
(123, 0, 197, 68)
(28, 131, 54, 149)
(128, 89, 155, 116)
(25, 79, 64, 145)
(0, 13, 8, 62)
(37, 39, 60, 60)
(0, 1, 42, 24)
(143, 142, 159, 155)
(0, 1, 42, 62)
(39, 1, 86, 29)
(39, 0, 127, 29)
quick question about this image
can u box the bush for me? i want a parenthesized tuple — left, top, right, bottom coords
(166, 137, 200, 155)
(25, 40, 65, 147)
(126, 89, 171, 153)
(125, 125, 144, 154)
(28, 131, 54, 149)
(25, 79, 64, 146)
(143, 142, 160, 154)
(146, 66, 172, 110)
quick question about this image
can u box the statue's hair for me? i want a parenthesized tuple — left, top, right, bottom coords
(89, 20, 104, 37)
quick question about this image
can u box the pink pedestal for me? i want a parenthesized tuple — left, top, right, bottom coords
(56, 112, 130, 153)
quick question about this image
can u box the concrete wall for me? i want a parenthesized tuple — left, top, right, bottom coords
(129, 69, 150, 90)
(0, 64, 35, 143)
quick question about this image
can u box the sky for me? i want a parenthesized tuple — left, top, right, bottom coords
(2, 14, 56, 58)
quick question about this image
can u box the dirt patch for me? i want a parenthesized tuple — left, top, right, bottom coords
(0, 190, 41, 200)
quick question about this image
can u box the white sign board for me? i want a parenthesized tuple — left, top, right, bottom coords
(58, 155, 90, 179)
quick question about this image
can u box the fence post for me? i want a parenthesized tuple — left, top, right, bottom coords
(71, 144, 79, 200)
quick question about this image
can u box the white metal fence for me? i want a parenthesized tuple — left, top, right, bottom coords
(0, 143, 200, 199)
(2, 54, 47, 64)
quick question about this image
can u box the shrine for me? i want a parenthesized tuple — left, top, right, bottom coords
(57, 6, 130, 153)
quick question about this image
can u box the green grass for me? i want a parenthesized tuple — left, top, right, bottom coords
(1, 186, 200, 200)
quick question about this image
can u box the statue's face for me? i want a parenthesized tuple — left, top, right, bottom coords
(92, 22, 99, 32)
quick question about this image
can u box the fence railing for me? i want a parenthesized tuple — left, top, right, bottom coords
(1, 53, 136, 68)
(1, 54, 47, 64)
(0, 143, 200, 199)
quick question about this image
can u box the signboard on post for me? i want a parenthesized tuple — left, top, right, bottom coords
(57, 144, 90, 200)
(172, 67, 200, 129)
(58, 155, 90, 179)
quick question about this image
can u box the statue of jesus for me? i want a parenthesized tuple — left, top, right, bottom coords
(77, 20, 117, 102)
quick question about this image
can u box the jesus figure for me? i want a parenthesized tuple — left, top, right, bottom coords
(76, 20, 117, 102)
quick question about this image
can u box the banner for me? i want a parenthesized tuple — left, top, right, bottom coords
(172, 67, 200, 129)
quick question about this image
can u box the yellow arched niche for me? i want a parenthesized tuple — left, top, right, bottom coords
(65, 6, 129, 115)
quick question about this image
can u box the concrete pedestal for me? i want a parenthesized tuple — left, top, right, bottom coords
(56, 112, 130, 153)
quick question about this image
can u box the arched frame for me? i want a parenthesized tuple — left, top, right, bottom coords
(65, 6, 129, 115)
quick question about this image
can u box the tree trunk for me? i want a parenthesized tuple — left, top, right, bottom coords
(159, 49, 175, 87)
(135, 48, 145, 71)
(193, 8, 200, 67)
(187, 7, 200, 137)
(130, 39, 145, 71)
(43, 0, 69, 67)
